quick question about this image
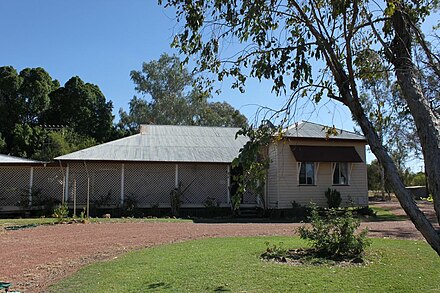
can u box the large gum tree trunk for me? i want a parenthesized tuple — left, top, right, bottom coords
(390, 8, 440, 226)
(347, 95, 440, 256)
(296, 0, 440, 254)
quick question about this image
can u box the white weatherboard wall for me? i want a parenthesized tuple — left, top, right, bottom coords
(267, 139, 368, 208)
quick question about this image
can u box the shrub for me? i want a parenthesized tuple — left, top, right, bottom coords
(17, 188, 61, 216)
(203, 196, 219, 208)
(203, 196, 221, 217)
(170, 186, 182, 217)
(261, 241, 287, 260)
(52, 203, 69, 221)
(291, 201, 301, 209)
(352, 207, 376, 217)
(298, 206, 370, 258)
(422, 195, 433, 202)
(122, 193, 139, 217)
(325, 188, 342, 209)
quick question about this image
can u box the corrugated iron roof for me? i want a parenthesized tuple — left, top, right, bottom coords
(0, 154, 42, 164)
(55, 125, 248, 163)
(284, 121, 365, 141)
(55, 122, 365, 163)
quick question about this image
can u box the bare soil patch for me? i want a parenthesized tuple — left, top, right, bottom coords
(0, 200, 437, 292)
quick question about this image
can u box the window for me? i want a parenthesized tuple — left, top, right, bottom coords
(333, 162, 349, 185)
(299, 162, 315, 185)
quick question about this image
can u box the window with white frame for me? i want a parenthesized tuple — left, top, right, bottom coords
(332, 162, 349, 185)
(298, 162, 316, 185)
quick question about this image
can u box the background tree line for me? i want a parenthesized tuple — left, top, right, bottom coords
(0, 54, 247, 160)
(368, 160, 427, 196)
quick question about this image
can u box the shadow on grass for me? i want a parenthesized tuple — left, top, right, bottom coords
(147, 282, 171, 289)
(368, 214, 408, 222)
(214, 285, 231, 292)
(364, 206, 408, 222)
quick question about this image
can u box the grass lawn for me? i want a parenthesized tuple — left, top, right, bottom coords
(0, 217, 192, 228)
(0, 217, 59, 227)
(367, 206, 408, 221)
(49, 236, 440, 292)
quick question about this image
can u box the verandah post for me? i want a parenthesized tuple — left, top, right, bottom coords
(227, 165, 231, 205)
(175, 164, 179, 188)
(64, 164, 69, 203)
(28, 167, 34, 207)
(120, 163, 125, 205)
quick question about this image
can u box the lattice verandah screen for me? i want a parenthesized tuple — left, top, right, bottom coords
(0, 167, 30, 206)
(33, 166, 64, 204)
(179, 164, 229, 206)
(0, 162, 231, 210)
(67, 163, 121, 206)
(66, 162, 230, 207)
(0, 166, 64, 208)
(124, 163, 175, 206)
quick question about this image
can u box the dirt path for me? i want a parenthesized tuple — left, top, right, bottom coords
(0, 200, 437, 292)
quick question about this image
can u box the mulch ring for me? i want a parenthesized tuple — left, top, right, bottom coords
(261, 248, 368, 267)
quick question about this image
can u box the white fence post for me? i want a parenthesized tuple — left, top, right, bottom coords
(64, 164, 69, 203)
(175, 164, 179, 188)
(29, 167, 34, 207)
(120, 163, 125, 205)
(227, 165, 231, 204)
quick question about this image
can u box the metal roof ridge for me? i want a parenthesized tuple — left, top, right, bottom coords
(140, 124, 242, 130)
(284, 120, 364, 137)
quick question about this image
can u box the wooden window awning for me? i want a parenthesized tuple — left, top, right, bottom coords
(290, 145, 363, 162)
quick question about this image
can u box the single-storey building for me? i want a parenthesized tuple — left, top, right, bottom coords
(0, 121, 368, 214)
(54, 124, 249, 209)
(266, 121, 368, 209)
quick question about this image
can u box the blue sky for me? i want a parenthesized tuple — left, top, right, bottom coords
(0, 1, 436, 169)
(0, 1, 351, 125)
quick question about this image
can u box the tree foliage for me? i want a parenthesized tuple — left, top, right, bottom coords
(231, 123, 279, 211)
(0, 66, 114, 159)
(118, 53, 247, 134)
(33, 129, 97, 161)
(45, 76, 114, 142)
(160, 0, 440, 254)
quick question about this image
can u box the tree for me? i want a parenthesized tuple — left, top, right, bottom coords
(0, 66, 114, 158)
(411, 172, 427, 187)
(118, 53, 247, 134)
(367, 161, 382, 192)
(18, 67, 60, 124)
(45, 76, 114, 142)
(199, 102, 248, 127)
(9, 124, 47, 158)
(0, 66, 23, 149)
(160, 0, 440, 254)
(358, 51, 419, 199)
(33, 129, 96, 161)
(0, 66, 59, 157)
